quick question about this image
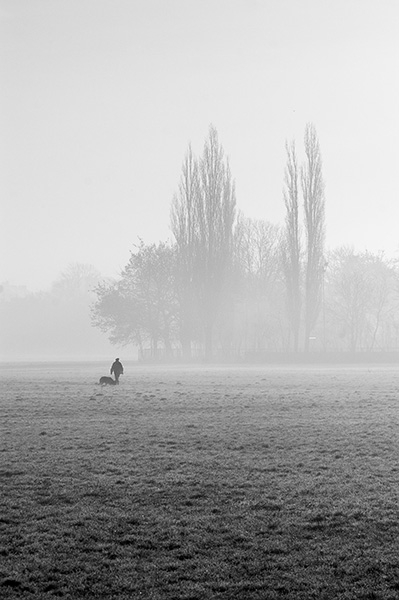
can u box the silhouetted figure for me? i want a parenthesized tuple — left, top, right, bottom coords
(110, 358, 124, 383)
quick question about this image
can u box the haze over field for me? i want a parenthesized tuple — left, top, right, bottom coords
(1, 0, 399, 292)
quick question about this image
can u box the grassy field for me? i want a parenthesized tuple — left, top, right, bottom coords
(1, 362, 399, 599)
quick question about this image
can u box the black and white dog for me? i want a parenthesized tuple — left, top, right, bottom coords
(99, 376, 118, 385)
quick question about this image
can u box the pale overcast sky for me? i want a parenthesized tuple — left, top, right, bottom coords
(1, 0, 398, 291)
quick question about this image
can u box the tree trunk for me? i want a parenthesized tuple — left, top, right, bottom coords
(204, 324, 213, 361)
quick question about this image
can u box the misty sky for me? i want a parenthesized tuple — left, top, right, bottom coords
(1, 0, 399, 292)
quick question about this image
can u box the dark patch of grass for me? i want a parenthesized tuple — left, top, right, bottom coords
(0, 470, 25, 478)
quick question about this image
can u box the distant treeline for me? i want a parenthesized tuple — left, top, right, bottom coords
(0, 264, 119, 361)
(3, 126, 397, 362)
(92, 126, 399, 360)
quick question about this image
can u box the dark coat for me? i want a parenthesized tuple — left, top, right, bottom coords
(111, 360, 124, 376)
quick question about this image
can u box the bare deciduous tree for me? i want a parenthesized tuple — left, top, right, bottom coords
(233, 215, 284, 353)
(328, 249, 398, 352)
(92, 241, 178, 358)
(52, 263, 102, 299)
(236, 214, 282, 282)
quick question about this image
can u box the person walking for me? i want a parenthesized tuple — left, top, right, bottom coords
(110, 358, 124, 383)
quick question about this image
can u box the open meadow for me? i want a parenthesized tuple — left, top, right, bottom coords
(1, 362, 399, 599)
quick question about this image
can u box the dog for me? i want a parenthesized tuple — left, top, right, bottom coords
(99, 376, 118, 385)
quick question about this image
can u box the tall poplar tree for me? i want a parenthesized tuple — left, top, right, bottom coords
(171, 126, 236, 359)
(170, 146, 200, 358)
(301, 123, 325, 352)
(283, 140, 301, 351)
